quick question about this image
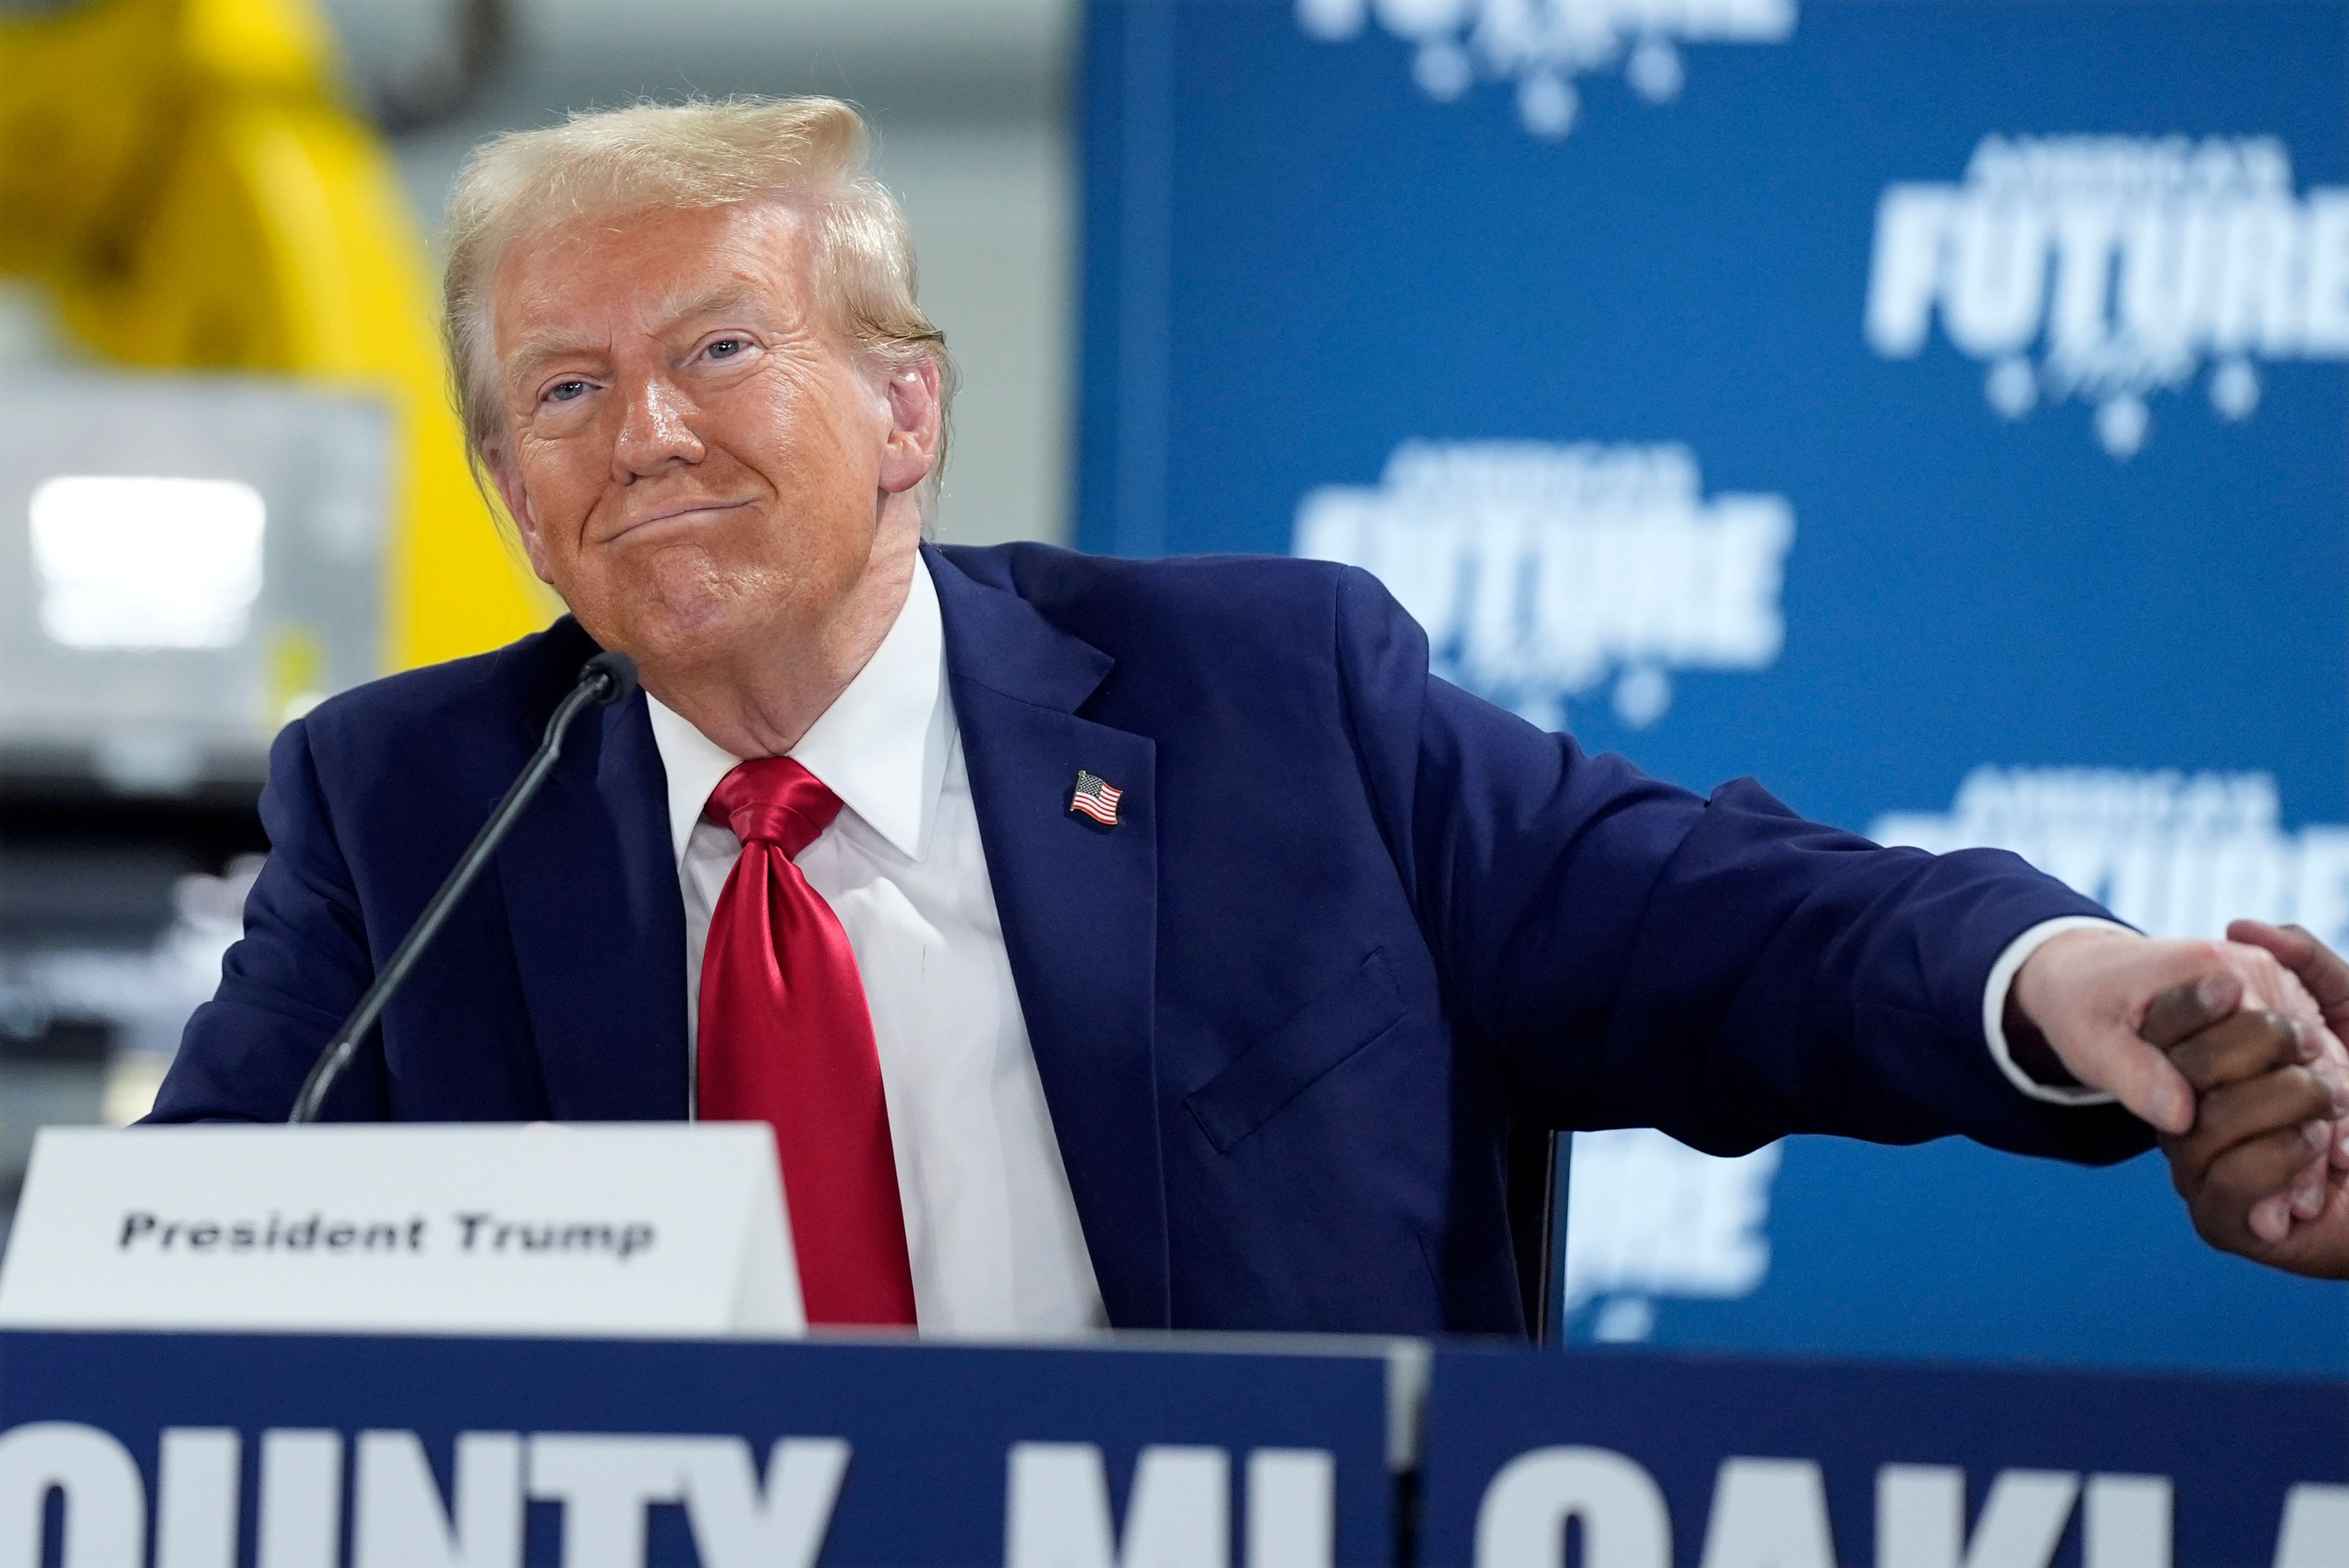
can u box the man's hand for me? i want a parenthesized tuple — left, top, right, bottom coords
(2145, 977, 2349, 1279)
(2009, 926, 2346, 1136)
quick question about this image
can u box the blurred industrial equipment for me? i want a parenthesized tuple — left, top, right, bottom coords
(1, 375, 390, 778)
(0, 0, 549, 668)
(0, 0, 546, 1201)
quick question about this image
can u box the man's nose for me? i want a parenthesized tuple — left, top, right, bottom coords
(611, 378, 706, 478)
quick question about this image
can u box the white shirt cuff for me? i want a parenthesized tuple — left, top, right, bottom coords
(1983, 916, 2134, 1107)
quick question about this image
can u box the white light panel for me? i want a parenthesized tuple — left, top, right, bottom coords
(29, 476, 266, 650)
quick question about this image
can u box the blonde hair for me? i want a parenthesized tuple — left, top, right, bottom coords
(442, 96, 954, 505)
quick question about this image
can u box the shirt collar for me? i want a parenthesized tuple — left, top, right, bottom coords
(644, 552, 952, 865)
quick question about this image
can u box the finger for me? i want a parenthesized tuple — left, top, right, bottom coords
(2175, 1067, 2339, 1172)
(2230, 920, 2349, 1020)
(2195, 1120, 2333, 1219)
(2167, 1010, 2311, 1094)
(2291, 1152, 2329, 1221)
(2141, 974, 2246, 1051)
(2171, 1101, 2328, 1207)
(2077, 1027, 2199, 1135)
(2247, 1189, 2293, 1245)
(2315, 1053, 2349, 1115)
(2262, 1185, 2349, 1281)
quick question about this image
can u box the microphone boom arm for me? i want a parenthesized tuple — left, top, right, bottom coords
(287, 653, 637, 1123)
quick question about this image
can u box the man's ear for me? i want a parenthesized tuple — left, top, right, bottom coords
(876, 358, 943, 498)
(486, 445, 556, 585)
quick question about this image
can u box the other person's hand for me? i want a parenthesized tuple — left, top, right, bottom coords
(2217, 920, 2349, 1249)
(2143, 978, 2349, 1279)
(2009, 928, 2349, 1154)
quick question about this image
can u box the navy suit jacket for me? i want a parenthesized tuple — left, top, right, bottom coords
(152, 544, 2150, 1334)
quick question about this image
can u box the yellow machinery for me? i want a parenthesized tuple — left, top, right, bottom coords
(0, 0, 552, 671)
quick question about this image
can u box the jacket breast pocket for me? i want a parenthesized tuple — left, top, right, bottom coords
(1184, 949, 1407, 1153)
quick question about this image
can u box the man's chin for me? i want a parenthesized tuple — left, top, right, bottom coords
(592, 590, 790, 683)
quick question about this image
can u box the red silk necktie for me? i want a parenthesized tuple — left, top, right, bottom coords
(697, 756, 917, 1327)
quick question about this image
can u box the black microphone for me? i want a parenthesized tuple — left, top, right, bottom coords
(288, 651, 640, 1123)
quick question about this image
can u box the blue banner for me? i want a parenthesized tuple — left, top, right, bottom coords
(1078, 0, 2349, 1373)
(9, 1330, 2334, 1566)
(0, 1330, 1395, 1566)
(1417, 1345, 2349, 1567)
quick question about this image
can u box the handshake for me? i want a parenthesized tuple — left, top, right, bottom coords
(2014, 919, 2349, 1279)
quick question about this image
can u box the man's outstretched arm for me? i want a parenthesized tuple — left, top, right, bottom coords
(1332, 562, 2345, 1206)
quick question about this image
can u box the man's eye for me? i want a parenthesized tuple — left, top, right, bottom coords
(544, 380, 590, 404)
(706, 337, 748, 360)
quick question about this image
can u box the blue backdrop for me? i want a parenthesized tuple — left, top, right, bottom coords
(1077, 0, 2349, 1374)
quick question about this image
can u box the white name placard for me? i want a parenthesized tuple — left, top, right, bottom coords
(0, 1123, 803, 1337)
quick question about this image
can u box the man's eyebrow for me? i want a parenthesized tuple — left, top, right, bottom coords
(504, 330, 601, 388)
(655, 278, 778, 330)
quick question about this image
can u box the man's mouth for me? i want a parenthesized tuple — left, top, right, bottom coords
(602, 500, 753, 544)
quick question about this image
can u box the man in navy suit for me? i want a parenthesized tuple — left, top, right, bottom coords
(152, 98, 2349, 1332)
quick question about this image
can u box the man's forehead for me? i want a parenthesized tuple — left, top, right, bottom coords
(492, 204, 813, 365)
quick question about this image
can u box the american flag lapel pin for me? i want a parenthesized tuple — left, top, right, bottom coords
(1069, 769, 1123, 827)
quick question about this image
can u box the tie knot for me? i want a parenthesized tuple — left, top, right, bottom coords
(707, 756, 842, 857)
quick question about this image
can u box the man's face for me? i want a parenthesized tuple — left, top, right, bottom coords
(486, 201, 928, 675)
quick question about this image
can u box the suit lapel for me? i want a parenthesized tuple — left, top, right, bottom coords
(929, 548, 1170, 1328)
(498, 684, 691, 1120)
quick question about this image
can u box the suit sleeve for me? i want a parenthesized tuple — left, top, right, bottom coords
(1330, 566, 2152, 1165)
(146, 717, 390, 1123)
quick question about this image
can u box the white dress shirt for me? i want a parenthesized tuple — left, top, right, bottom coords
(646, 559, 2109, 1334)
(646, 557, 1109, 1336)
